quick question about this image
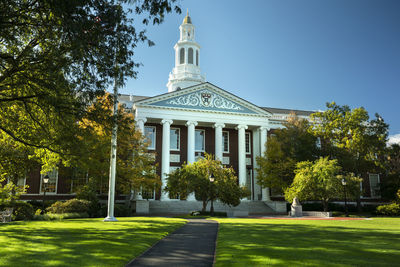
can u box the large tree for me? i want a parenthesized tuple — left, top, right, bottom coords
(0, 0, 181, 154)
(165, 154, 248, 213)
(74, 93, 160, 200)
(256, 115, 319, 194)
(381, 144, 400, 201)
(285, 157, 362, 211)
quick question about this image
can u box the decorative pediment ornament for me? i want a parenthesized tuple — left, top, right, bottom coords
(166, 89, 244, 111)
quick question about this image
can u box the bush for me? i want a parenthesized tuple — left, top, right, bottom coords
(76, 180, 100, 218)
(12, 201, 35, 221)
(33, 212, 89, 221)
(376, 203, 400, 216)
(47, 199, 90, 214)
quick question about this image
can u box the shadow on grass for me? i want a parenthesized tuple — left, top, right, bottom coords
(0, 217, 186, 267)
(216, 219, 400, 266)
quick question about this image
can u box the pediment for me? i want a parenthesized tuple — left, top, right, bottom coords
(135, 83, 271, 116)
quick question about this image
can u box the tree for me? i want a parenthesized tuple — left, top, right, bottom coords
(256, 115, 319, 194)
(285, 157, 362, 211)
(165, 154, 248, 213)
(75, 93, 160, 202)
(381, 144, 400, 201)
(310, 102, 388, 210)
(0, 0, 181, 154)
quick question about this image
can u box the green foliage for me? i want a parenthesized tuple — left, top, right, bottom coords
(0, 0, 181, 155)
(0, 178, 27, 204)
(33, 213, 89, 221)
(1, 201, 35, 221)
(381, 144, 400, 201)
(256, 116, 318, 193)
(310, 102, 388, 175)
(165, 154, 248, 212)
(285, 157, 362, 211)
(376, 203, 400, 216)
(46, 199, 90, 214)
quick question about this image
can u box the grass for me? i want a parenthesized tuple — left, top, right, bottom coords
(214, 217, 400, 266)
(0, 217, 186, 267)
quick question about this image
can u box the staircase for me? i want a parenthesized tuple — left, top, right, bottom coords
(148, 200, 276, 215)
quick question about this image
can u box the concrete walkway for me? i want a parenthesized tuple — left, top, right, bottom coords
(126, 219, 218, 267)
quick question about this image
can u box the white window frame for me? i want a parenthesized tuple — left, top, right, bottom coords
(222, 131, 229, 153)
(195, 129, 205, 152)
(245, 132, 251, 154)
(170, 128, 180, 151)
(144, 126, 156, 150)
(40, 169, 58, 194)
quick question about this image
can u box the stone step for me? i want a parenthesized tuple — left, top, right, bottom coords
(148, 200, 276, 215)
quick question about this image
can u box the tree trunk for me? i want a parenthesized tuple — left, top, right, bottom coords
(202, 200, 207, 212)
(322, 200, 329, 212)
(356, 197, 362, 212)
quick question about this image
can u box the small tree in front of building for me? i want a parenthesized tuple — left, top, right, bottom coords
(165, 154, 248, 213)
(285, 157, 361, 211)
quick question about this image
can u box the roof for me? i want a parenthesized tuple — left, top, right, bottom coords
(261, 107, 314, 116)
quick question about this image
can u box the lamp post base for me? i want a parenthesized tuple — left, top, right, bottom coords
(103, 216, 118, 222)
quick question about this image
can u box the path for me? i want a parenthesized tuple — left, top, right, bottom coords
(126, 219, 218, 267)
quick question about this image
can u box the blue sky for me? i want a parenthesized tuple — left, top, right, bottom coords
(120, 0, 400, 138)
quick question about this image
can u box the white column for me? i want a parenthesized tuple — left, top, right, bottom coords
(260, 126, 271, 201)
(134, 118, 147, 200)
(186, 121, 198, 164)
(186, 120, 198, 201)
(236, 124, 248, 187)
(161, 119, 173, 201)
(213, 123, 225, 161)
(136, 118, 147, 133)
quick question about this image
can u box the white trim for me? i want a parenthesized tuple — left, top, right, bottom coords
(144, 126, 156, 150)
(195, 129, 205, 152)
(170, 127, 180, 151)
(222, 131, 229, 153)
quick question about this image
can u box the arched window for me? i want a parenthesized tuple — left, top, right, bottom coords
(188, 48, 194, 64)
(180, 48, 185, 64)
(196, 50, 199, 66)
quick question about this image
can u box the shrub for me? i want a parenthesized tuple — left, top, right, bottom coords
(376, 203, 400, 216)
(100, 204, 131, 217)
(76, 181, 100, 218)
(33, 212, 89, 221)
(12, 201, 35, 221)
(47, 199, 90, 214)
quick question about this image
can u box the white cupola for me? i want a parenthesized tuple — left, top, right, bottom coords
(167, 11, 205, 92)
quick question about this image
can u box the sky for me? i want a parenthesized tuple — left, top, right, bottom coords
(119, 0, 400, 140)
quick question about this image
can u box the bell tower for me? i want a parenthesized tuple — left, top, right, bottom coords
(167, 11, 205, 92)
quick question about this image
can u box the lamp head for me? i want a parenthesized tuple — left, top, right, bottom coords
(341, 178, 347, 186)
(43, 174, 50, 184)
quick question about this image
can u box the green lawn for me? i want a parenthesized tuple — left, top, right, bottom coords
(214, 218, 400, 266)
(0, 217, 186, 267)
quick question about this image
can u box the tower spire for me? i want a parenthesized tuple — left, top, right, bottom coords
(166, 13, 205, 92)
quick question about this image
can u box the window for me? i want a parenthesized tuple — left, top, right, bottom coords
(40, 169, 58, 194)
(369, 174, 381, 198)
(188, 48, 193, 64)
(144, 126, 156, 150)
(170, 128, 180, 151)
(196, 50, 199, 66)
(195, 129, 205, 152)
(70, 168, 88, 193)
(222, 131, 229, 153)
(179, 48, 185, 64)
(245, 132, 251, 154)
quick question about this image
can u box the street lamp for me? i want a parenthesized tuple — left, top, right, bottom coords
(341, 177, 348, 217)
(209, 173, 215, 216)
(42, 175, 49, 213)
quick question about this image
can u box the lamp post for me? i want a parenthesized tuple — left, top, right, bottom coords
(341, 177, 348, 217)
(42, 175, 49, 213)
(209, 173, 215, 216)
